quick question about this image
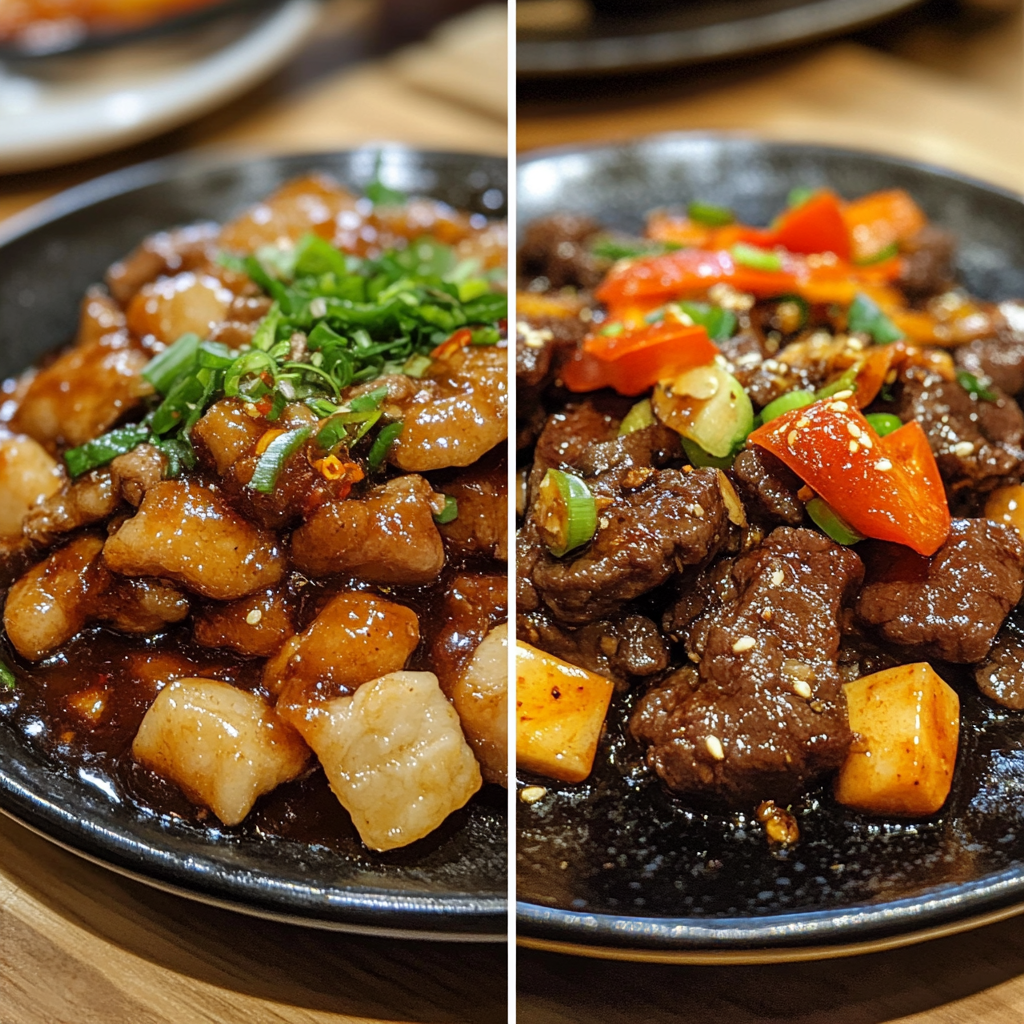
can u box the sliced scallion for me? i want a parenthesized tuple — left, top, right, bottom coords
(854, 242, 899, 266)
(248, 426, 311, 494)
(142, 333, 199, 395)
(403, 353, 433, 378)
(433, 495, 459, 524)
(761, 390, 816, 423)
(847, 292, 903, 344)
(367, 421, 404, 471)
(806, 496, 864, 546)
(787, 186, 816, 209)
(956, 370, 997, 402)
(687, 201, 734, 227)
(680, 436, 735, 470)
(671, 301, 737, 342)
(64, 424, 152, 478)
(349, 385, 389, 413)
(864, 412, 903, 437)
(618, 399, 654, 436)
(816, 367, 859, 401)
(536, 469, 597, 558)
(0, 661, 15, 691)
(731, 242, 783, 272)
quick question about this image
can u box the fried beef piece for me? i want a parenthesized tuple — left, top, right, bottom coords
(975, 607, 1024, 710)
(631, 527, 863, 809)
(855, 518, 1024, 663)
(897, 226, 956, 300)
(518, 213, 606, 290)
(730, 447, 804, 527)
(955, 309, 1024, 398)
(531, 466, 734, 625)
(894, 366, 1023, 493)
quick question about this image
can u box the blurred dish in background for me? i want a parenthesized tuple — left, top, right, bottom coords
(517, 0, 924, 77)
(0, 0, 318, 174)
(0, 0, 277, 58)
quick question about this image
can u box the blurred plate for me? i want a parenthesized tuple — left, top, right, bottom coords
(516, 133, 1024, 960)
(0, 0, 317, 174)
(0, 146, 508, 940)
(517, 0, 923, 77)
(0, 0, 282, 60)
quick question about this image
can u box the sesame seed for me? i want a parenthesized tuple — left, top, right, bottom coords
(846, 422, 862, 439)
(874, 458, 893, 471)
(520, 786, 548, 804)
(599, 516, 610, 529)
(689, 504, 705, 518)
(761, 607, 773, 621)
(787, 430, 799, 447)
(796, 416, 811, 428)
(706, 735, 725, 760)
(245, 608, 263, 626)
(829, 401, 849, 413)
(849, 440, 859, 454)
(833, 389, 854, 400)
(732, 635, 756, 653)
(771, 568, 784, 587)
(861, 435, 873, 450)
(952, 441, 975, 457)
(793, 680, 812, 699)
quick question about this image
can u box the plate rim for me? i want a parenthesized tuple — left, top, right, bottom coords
(0, 145, 509, 939)
(516, 130, 1024, 953)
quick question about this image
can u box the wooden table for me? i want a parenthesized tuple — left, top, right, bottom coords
(517, 5, 1024, 1022)
(0, 5, 508, 1023)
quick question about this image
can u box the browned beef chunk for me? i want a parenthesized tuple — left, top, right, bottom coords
(956, 319, 1024, 398)
(897, 226, 956, 300)
(519, 610, 669, 681)
(631, 527, 863, 809)
(730, 447, 804, 527)
(975, 609, 1024, 710)
(518, 213, 606, 290)
(531, 467, 734, 624)
(428, 573, 507, 694)
(532, 398, 623, 477)
(855, 518, 1024, 663)
(894, 366, 1023, 493)
(516, 314, 586, 390)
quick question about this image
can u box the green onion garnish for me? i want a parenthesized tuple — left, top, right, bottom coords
(787, 186, 816, 209)
(143, 333, 200, 395)
(679, 436, 735, 470)
(806, 496, 864, 546)
(349, 385, 389, 413)
(761, 390, 816, 423)
(854, 242, 899, 266)
(0, 661, 16, 691)
(248, 427, 311, 494)
(731, 242, 783, 272)
(847, 292, 903, 344)
(956, 370, 997, 402)
(433, 496, 459, 524)
(599, 322, 624, 337)
(403, 353, 433, 378)
(368, 421, 404, 471)
(64, 424, 152, 479)
(670, 301, 737, 342)
(816, 367, 859, 401)
(590, 237, 680, 261)
(618, 399, 655, 436)
(688, 201, 735, 227)
(864, 413, 903, 437)
(536, 469, 597, 558)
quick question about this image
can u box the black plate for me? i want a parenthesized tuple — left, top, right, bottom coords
(516, 133, 1024, 956)
(517, 0, 922, 77)
(0, 147, 508, 940)
(0, 0, 285, 60)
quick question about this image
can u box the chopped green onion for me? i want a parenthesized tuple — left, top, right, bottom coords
(64, 424, 152, 478)
(731, 242, 783, 272)
(403, 353, 433, 378)
(956, 370, 997, 402)
(364, 153, 406, 206)
(670, 301, 737, 342)
(787, 186, 816, 209)
(618, 399, 655, 436)
(854, 242, 899, 266)
(470, 325, 501, 346)
(142, 333, 199, 395)
(687, 201, 734, 227)
(680, 436, 735, 470)
(349, 385, 389, 413)
(806, 496, 864, 546)
(847, 292, 903, 344)
(197, 340, 238, 370)
(864, 412, 903, 437)
(536, 469, 597, 558)
(433, 495, 459, 525)
(590, 237, 679, 261)
(368, 421, 404, 471)
(248, 426, 311, 494)
(0, 661, 15, 691)
(293, 233, 350, 279)
(816, 367, 859, 401)
(599, 322, 624, 337)
(761, 390, 816, 423)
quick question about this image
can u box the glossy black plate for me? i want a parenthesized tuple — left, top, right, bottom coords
(0, 147, 508, 940)
(0, 0, 284, 59)
(517, 0, 922, 77)
(516, 134, 1024, 957)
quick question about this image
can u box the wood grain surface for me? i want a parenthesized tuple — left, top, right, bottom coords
(516, 5, 1024, 1023)
(0, 5, 508, 1023)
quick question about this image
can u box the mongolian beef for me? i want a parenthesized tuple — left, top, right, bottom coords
(516, 186, 1024, 830)
(0, 173, 508, 852)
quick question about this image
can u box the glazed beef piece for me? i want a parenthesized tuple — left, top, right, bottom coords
(955, 318, 1024, 398)
(631, 527, 863, 809)
(855, 518, 1024, 663)
(975, 609, 1024, 711)
(516, 313, 587, 390)
(530, 466, 735, 625)
(897, 226, 956, 300)
(519, 611, 669, 681)
(518, 213, 606, 290)
(730, 447, 804, 527)
(428, 573, 507, 694)
(893, 366, 1024, 493)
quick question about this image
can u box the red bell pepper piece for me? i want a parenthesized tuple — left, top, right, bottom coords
(772, 190, 851, 261)
(747, 398, 950, 556)
(560, 321, 719, 397)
